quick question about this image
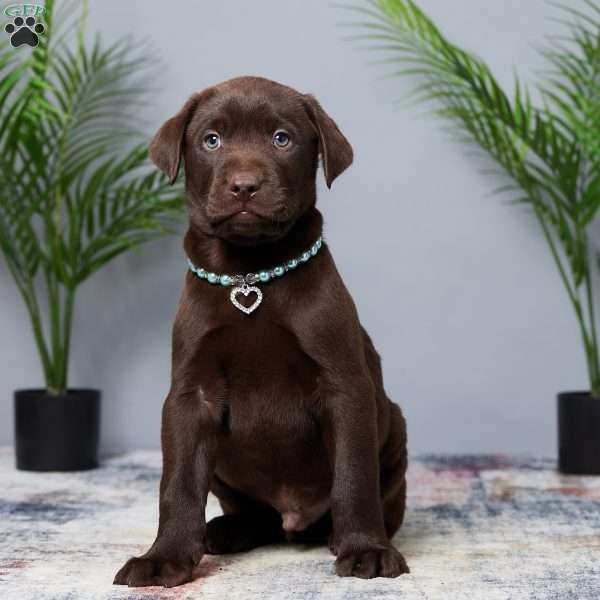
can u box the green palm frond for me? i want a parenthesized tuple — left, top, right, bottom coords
(0, 1, 183, 394)
(542, 1, 600, 163)
(351, 0, 600, 395)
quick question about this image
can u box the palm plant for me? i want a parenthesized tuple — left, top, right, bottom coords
(351, 0, 600, 396)
(0, 1, 183, 395)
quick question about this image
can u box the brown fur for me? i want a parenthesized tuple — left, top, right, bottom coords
(113, 76, 409, 587)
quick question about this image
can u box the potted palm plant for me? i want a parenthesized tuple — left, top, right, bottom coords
(352, 0, 600, 473)
(0, 1, 182, 471)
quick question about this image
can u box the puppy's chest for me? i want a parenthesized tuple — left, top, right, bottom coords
(215, 319, 321, 439)
(210, 320, 331, 516)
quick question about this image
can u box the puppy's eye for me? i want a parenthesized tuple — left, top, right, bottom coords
(203, 132, 221, 150)
(273, 130, 291, 148)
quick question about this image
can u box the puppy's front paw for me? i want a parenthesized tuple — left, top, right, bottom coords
(335, 545, 409, 579)
(114, 543, 203, 588)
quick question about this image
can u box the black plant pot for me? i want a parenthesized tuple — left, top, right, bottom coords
(558, 391, 600, 475)
(14, 389, 101, 472)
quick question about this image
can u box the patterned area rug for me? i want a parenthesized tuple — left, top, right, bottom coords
(1, 449, 599, 600)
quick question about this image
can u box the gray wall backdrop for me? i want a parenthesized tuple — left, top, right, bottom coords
(0, 1, 583, 455)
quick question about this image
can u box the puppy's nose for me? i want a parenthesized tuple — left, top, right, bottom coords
(229, 173, 262, 199)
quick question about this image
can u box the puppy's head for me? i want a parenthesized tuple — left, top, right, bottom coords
(150, 76, 353, 244)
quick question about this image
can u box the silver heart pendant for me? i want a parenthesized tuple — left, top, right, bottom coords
(230, 285, 263, 315)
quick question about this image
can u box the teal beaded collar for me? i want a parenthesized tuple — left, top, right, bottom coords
(187, 236, 323, 315)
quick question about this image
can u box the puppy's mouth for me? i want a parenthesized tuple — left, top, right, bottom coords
(208, 208, 292, 244)
(210, 209, 271, 227)
(226, 210, 265, 224)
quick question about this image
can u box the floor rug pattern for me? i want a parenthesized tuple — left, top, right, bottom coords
(1, 449, 599, 599)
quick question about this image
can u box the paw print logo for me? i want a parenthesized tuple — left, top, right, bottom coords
(4, 15, 45, 48)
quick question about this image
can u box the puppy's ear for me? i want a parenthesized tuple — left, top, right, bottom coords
(302, 94, 353, 188)
(149, 94, 199, 184)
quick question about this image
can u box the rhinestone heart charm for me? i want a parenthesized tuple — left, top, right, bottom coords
(230, 284, 263, 315)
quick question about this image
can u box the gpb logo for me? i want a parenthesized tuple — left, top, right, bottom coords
(4, 3, 44, 16)
(3, 4, 45, 47)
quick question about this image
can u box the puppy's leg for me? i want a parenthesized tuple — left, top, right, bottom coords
(293, 288, 408, 578)
(322, 378, 409, 579)
(205, 475, 284, 554)
(328, 405, 407, 553)
(359, 328, 409, 538)
(380, 402, 408, 538)
(114, 380, 225, 588)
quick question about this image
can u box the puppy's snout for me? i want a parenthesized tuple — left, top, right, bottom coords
(229, 172, 263, 200)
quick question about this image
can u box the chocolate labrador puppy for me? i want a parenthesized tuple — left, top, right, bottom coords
(114, 76, 409, 587)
